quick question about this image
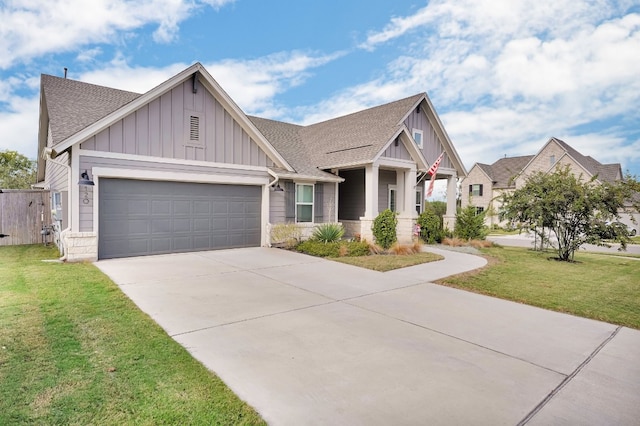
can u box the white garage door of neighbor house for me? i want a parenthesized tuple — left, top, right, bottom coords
(98, 179, 261, 259)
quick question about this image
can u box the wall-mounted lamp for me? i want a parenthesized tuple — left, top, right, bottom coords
(273, 183, 284, 192)
(78, 170, 94, 186)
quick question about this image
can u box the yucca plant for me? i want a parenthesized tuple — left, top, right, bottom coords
(312, 223, 345, 243)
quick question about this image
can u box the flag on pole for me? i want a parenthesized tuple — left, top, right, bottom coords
(426, 152, 444, 197)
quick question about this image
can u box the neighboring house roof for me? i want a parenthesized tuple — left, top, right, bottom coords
(41, 74, 141, 145)
(490, 155, 535, 188)
(468, 155, 534, 189)
(552, 138, 621, 183)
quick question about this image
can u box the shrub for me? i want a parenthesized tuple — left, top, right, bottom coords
(416, 208, 444, 244)
(312, 223, 345, 243)
(296, 240, 371, 257)
(454, 205, 488, 240)
(297, 240, 340, 257)
(346, 241, 371, 257)
(270, 223, 302, 249)
(372, 209, 397, 249)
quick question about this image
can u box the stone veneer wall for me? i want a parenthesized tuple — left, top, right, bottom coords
(63, 232, 97, 262)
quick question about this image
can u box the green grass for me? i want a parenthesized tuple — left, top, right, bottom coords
(437, 246, 640, 329)
(0, 245, 265, 426)
(331, 252, 444, 272)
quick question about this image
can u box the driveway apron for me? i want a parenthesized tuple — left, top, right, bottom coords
(95, 247, 640, 426)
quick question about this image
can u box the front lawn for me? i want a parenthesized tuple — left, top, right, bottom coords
(0, 245, 264, 425)
(437, 246, 640, 329)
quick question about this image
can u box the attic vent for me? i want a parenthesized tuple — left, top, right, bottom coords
(189, 115, 200, 141)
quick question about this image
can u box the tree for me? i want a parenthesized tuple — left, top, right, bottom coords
(454, 205, 487, 240)
(500, 166, 639, 261)
(0, 150, 36, 189)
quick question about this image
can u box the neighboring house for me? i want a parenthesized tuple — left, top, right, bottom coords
(36, 62, 466, 261)
(462, 137, 623, 227)
(461, 155, 533, 227)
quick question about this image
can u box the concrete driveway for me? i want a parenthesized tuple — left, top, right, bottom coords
(95, 247, 640, 425)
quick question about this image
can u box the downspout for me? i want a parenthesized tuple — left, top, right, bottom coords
(43, 148, 71, 261)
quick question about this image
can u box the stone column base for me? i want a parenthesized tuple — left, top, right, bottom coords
(443, 215, 456, 232)
(358, 218, 375, 243)
(396, 216, 416, 243)
(63, 232, 98, 262)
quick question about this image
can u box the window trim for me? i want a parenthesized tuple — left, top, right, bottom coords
(470, 184, 483, 197)
(295, 183, 314, 223)
(388, 185, 397, 212)
(415, 187, 423, 214)
(412, 128, 424, 149)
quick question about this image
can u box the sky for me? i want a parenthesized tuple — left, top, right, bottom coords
(2, 0, 640, 190)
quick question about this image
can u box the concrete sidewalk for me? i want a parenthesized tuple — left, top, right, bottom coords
(96, 247, 640, 425)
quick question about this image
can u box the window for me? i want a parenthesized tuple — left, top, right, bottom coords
(388, 185, 397, 212)
(415, 188, 423, 214)
(550, 155, 555, 166)
(412, 129, 424, 149)
(295, 184, 314, 222)
(469, 184, 483, 197)
(475, 206, 485, 215)
(52, 192, 62, 210)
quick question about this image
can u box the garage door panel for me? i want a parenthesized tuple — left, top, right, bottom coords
(152, 200, 171, 214)
(194, 218, 210, 231)
(173, 218, 191, 232)
(99, 179, 262, 259)
(152, 219, 171, 233)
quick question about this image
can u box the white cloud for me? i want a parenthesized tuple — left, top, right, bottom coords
(0, 0, 236, 69)
(305, 0, 640, 174)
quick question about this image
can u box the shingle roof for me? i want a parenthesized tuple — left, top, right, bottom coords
(476, 163, 493, 180)
(490, 155, 535, 188)
(553, 138, 621, 183)
(303, 94, 424, 168)
(42, 74, 141, 146)
(251, 94, 424, 175)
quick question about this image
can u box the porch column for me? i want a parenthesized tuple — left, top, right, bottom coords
(443, 173, 458, 230)
(396, 167, 418, 243)
(364, 164, 379, 219)
(402, 168, 417, 217)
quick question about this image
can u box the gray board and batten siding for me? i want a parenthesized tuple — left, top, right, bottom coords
(98, 179, 261, 259)
(404, 107, 453, 169)
(80, 79, 274, 167)
(381, 138, 412, 161)
(268, 181, 337, 224)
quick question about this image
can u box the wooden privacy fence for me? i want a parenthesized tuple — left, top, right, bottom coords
(0, 189, 52, 246)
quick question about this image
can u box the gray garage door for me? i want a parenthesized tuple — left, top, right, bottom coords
(99, 179, 261, 259)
